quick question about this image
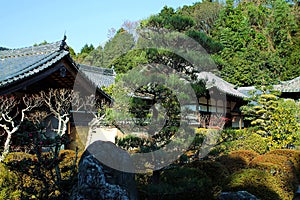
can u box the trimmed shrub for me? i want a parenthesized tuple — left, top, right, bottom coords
(216, 150, 259, 173)
(0, 162, 20, 200)
(227, 133, 268, 154)
(208, 129, 268, 156)
(265, 149, 300, 180)
(3, 150, 79, 199)
(186, 160, 229, 197)
(250, 154, 295, 176)
(249, 153, 297, 198)
(4, 152, 44, 199)
(141, 167, 214, 200)
(225, 168, 288, 200)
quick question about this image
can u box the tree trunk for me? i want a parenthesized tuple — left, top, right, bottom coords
(149, 170, 161, 200)
(61, 117, 69, 136)
(0, 131, 13, 162)
(57, 117, 62, 136)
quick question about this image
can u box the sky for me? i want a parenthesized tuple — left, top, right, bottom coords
(0, 1, 198, 53)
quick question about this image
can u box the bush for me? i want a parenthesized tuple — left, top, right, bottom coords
(225, 169, 288, 200)
(216, 150, 259, 173)
(227, 133, 268, 154)
(3, 150, 79, 200)
(0, 162, 20, 200)
(265, 149, 300, 180)
(249, 153, 297, 198)
(186, 160, 229, 196)
(4, 152, 43, 199)
(140, 167, 214, 200)
(208, 129, 268, 156)
(250, 154, 295, 176)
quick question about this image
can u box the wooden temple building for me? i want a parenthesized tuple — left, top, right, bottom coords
(0, 37, 115, 148)
(2, 37, 297, 136)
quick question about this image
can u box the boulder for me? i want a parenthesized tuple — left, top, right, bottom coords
(71, 141, 138, 200)
(217, 191, 259, 200)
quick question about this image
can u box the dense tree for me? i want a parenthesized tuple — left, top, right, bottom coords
(102, 28, 135, 67)
(241, 91, 300, 150)
(82, 46, 104, 67)
(76, 44, 95, 64)
(141, 6, 194, 32)
(68, 46, 77, 60)
(212, 0, 299, 86)
(178, 1, 223, 36)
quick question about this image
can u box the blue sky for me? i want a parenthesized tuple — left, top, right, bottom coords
(1, 1, 197, 53)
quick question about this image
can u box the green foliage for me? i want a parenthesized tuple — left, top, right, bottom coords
(140, 167, 214, 200)
(116, 135, 148, 151)
(102, 30, 135, 67)
(186, 30, 223, 54)
(226, 169, 287, 200)
(0, 162, 21, 200)
(68, 46, 77, 60)
(186, 160, 229, 190)
(249, 154, 297, 199)
(211, 128, 268, 155)
(3, 150, 79, 200)
(242, 92, 300, 150)
(109, 49, 148, 74)
(76, 44, 95, 64)
(213, 0, 300, 86)
(80, 44, 95, 54)
(227, 132, 268, 154)
(216, 150, 259, 173)
(142, 6, 194, 32)
(178, 1, 223, 35)
(265, 149, 300, 180)
(33, 40, 48, 46)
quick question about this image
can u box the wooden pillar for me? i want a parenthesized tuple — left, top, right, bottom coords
(68, 121, 71, 135)
(239, 116, 242, 129)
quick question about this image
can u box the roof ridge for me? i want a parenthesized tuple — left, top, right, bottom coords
(79, 64, 116, 76)
(0, 40, 64, 59)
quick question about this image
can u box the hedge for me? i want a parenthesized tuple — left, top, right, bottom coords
(2, 150, 80, 199)
(216, 150, 259, 173)
(225, 168, 289, 200)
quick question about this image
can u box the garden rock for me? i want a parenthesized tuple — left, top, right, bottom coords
(71, 141, 138, 200)
(217, 191, 259, 200)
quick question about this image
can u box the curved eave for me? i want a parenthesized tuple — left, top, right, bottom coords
(0, 50, 69, 88)
(207, 85, 248, 99)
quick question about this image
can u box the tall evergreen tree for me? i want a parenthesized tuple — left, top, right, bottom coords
(213, 0, 299, 86)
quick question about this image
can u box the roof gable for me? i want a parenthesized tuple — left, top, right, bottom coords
(196, 72, 247, 98)
(79, 64, 115, 88)
(0, 40, 69, 88)
(275, 76, 300, 93)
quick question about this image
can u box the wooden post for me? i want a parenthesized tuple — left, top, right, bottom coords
(68, 121, 71, 135)
(239, 116, 242, 129)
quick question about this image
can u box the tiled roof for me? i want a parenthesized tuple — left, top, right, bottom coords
(79, 64, 115, 88)
(196, 72, 247, 98)
(0, 39, 112, 101)
(0, 40, 69, 88)
(274, 76, 300, 93)
(237, 76, 300, 96)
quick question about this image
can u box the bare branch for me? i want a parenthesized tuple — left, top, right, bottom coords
(0, 94, 43, 162)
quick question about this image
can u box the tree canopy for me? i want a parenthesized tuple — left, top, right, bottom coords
(74, 0, 299, 87)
